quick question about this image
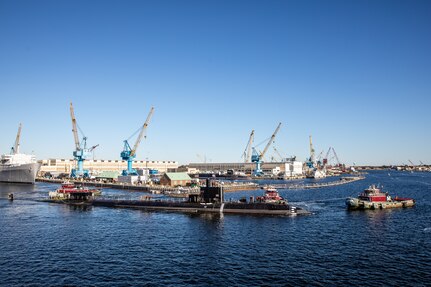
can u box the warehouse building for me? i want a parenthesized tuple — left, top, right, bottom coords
(39, 158, 178, 175)
(160, 172, 192, 186)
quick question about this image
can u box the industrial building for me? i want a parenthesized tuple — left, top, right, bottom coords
(160, 172, 192, 186)
(186, 161, 303, 177)
(39, 159, 179, 175)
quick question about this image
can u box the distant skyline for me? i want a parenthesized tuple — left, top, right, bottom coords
(1, 0, 430, 166)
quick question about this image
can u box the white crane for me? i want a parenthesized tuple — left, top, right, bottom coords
(11, 123, 22, 154)
(242, 130, 255, 163)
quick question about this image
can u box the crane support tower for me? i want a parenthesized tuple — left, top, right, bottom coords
(251, 122, 282, 176)
(121, 107, 154, 176)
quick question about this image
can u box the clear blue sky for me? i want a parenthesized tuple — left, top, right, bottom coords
(1, 0, 430, 166)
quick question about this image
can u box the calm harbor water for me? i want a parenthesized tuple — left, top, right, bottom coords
(1, 171, 430, 286)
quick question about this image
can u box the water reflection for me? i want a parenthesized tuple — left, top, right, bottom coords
(66, 204, 93, 212)
(0, 183, 36, 195)
(189, 212, 225, 224)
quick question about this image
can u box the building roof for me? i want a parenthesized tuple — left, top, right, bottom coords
(164, 172, 191, 181)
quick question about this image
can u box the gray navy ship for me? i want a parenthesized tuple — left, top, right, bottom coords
(0, 124, 40, 184)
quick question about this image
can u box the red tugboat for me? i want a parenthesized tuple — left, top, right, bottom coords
(346, 184, 415, 210)
(48, 182, 101, 201)
(257, 185, 287, 204)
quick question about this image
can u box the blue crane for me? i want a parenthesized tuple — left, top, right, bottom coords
(121, 107, 154, 176)
(70, 103, 98, 178)
(251, 123, 282, 176)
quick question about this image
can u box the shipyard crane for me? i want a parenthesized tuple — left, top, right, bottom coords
(315, 150, 324, 166)
(251, 122, 281, 176)
(306, 135, 316, 168)
(332, 147, 340, 166)
(323, 147, 332, 166)
(11, 123, 22, 154)
(121, 107, 154, 176)
(70, 103, 96, 178)
(242, 130, 255, 163)
(196, 154, 207, 163)
(324, 147, 341, 167)
(309, 136, 315, 162)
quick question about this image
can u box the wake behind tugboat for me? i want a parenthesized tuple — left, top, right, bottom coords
(346, 184, 415, 210)
(272, 176, 365, 190)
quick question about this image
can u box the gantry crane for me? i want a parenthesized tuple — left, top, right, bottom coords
(70, 103, 98, 178)
(242, 130, 255, 163)
(11, 123, 22, 154)
(251, 123, 281, 176)
(121, 107, 154, 176)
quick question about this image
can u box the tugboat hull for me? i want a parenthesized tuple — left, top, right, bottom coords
(346, 197, 415, 210)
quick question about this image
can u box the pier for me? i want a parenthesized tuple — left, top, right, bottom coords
(269, 176, 365, 190)
(35, 177, 259, 195)
(36, 176, 363, 198)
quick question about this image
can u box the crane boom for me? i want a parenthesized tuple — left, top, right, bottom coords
(130, 107, 154, 157)
(70, 102, 80, 151)
(325, 147, 332, 160)
(13, 123, 22, 154)
(273, 146, 284, 161)
(332, 147, 340, 165)
(245, 130, 255, 163)
(260, 122, 281, 158)
(89, 144, 99, 152)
